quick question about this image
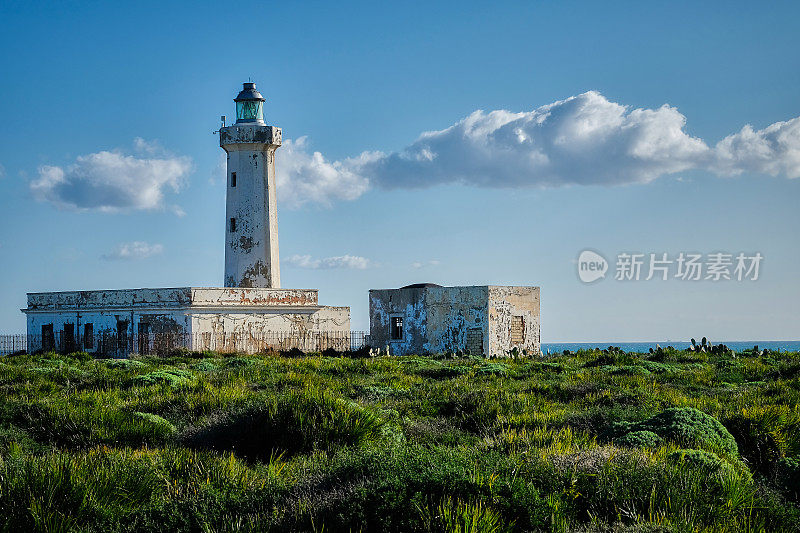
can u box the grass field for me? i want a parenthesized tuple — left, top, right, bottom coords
(0, 346, 798, 532)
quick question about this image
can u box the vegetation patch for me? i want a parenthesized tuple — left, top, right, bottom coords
(0, 347, 797, 531)
(182, 387, 395, 459)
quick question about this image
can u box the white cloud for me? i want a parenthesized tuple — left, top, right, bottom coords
(31, 139, 192, 212)
(276, 91, 800, 206)
(276, 137, 373, 208)
(712, 118, 800, 178)
(412, 260, 440, 269)
(285, 254, 373, 270)
(101, 241, 164, 261)
(210, 152, 226, 185)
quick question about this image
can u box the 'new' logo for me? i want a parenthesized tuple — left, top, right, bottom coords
(577, 250, 608, 283)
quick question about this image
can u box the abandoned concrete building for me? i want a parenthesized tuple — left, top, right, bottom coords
(369, 284, 540, 357)
(22, 83, 350, 355)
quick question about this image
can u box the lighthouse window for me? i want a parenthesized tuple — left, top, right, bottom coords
(230, 218, 236, 232)
(231, 172, 236, 187)
(236, 100, 263, 122)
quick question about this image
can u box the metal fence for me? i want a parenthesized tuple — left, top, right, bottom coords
(0, 334, 27, 356)
(0, 331, 370, 356)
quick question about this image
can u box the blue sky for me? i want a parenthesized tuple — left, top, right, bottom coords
(0, 1, 798, 340)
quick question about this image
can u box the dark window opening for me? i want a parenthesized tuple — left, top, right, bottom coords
(138, 322, 149, 355)
(116, 320, 129, 354)
(390, 316, 404, 340)
(64, 323, 75, 353)
(231, 172, 237, 187)
(230, 218, 236, 232)
(42, 324, 55, 352)
(84, 323, 94, 350)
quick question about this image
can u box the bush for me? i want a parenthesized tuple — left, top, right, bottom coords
(615, 430, 662, 448)
(192, 360, 218, 372)
(132, 412, 177, 437)
(131, 369, 192, 387)
(667, 449, 738, 479)
(11, 403, 178, 448)
(278, 445, 548, 532)
(725, 407, 800, 476)
(105, 359, 146, 370)
(182, 388, 394, 459)
(225, 357, 253, 368)
(613, 407, 739, 458)
(476, 362, 509, 376)
(775, 457, 800, 502)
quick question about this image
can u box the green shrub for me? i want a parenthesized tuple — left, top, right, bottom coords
(132, 412, 177, 437)
(0, 426, 41, 454)
(476, 362, 508, 376)
(182, 388, 394, 459)
(278, 445, 548, 532)
(614, 407, 739, 458)
(775, 457, 800, 502)
(725, 407, 800, 475)
(12, 402, 177, 448)
(192, 360, 218, 372)
(615, 430, 661, 448)
(667, 449, 738, 479)
(225, 357, 253, 368)
(105, 359, 146, 370)
(131, 369, 192, 387)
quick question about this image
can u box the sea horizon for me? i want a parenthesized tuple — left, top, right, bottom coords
(541, 340, 800, 353)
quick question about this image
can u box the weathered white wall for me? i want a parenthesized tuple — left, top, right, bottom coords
(369, 287, 429, 356)
(23, 288, 349, 354)
(369, 285, 540, 357)
(370, 286, 489, 356)
(487, 286, 541, 356)
(220, 124, 282, 288)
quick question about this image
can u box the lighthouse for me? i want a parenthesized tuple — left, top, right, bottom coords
(220, 82, 282, 288)
(21, 81, 352, 356)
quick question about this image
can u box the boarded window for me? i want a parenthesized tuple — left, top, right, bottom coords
(231, 172, 237, 187)
(116, 320, 129, 354)
(64, 323, 75, 353)
(230, 218, 236, 232)
(466, 328, 483, 356)
(84, 323, 94, 349)
(390, 316, 403, 340)
(42, 324, 55, 352)
(510, 316, 524, 345)
(138, 322, 149, 355)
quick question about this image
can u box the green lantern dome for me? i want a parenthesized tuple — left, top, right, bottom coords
(234, 82, 265, 124)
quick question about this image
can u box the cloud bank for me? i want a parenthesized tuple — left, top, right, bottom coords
(276, 91, 800, 205)
(31, 138, 191, 212)
(101, 241, 164, 261)
(285, 254, 373, 270)
(276, 137, 373, 208)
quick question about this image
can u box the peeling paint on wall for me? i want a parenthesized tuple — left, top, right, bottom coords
(23, 287, 348, 354)
(369, 285, 540, 357)
(221, 124, 281, 289)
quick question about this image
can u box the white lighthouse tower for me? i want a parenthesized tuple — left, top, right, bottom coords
(21, 81, 352, 356)
(220, 82, 282, 288)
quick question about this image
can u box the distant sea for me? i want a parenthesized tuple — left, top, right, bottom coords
(541, 341, 800, 354)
